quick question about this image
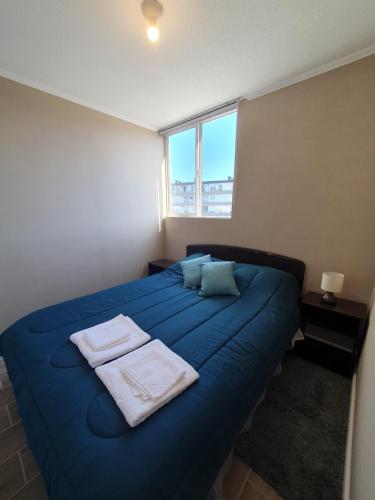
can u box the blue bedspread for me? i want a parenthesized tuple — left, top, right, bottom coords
(0, 257, 300, 500)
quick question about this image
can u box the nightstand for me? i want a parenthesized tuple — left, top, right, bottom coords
(148, 259, 175, 275)
(295, 291, 368, 377)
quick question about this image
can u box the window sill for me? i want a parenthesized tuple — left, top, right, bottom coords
(166, 215, 232, 220)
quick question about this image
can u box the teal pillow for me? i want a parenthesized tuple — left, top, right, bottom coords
(180, 254, 211, 289)
(168, 253, 206, 276)
(199, 261, 240, 297)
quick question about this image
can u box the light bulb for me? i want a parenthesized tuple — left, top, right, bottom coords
(147, 25, 159, 42)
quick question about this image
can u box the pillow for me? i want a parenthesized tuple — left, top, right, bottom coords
(168, 253, 207, 276)
(199, 261, 240, 297)
(180, 254, 211, 289)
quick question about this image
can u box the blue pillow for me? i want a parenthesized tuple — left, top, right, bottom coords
(167, 253, 206, 276)
(180, 254, 212, 289)
(199, 261, 240, 297)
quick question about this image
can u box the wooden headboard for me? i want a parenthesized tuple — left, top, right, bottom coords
(186, 244, 305, 290)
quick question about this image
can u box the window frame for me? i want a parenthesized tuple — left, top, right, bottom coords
(164, 106, 238, 219)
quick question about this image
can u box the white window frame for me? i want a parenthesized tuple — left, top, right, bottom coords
(163, 103, 238, 219)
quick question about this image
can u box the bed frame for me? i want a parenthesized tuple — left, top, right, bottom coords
(186, 244, 305, 290)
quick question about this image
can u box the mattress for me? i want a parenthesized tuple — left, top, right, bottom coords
(0, 255, 300, 500)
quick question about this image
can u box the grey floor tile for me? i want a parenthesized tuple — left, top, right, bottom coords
(0, 405, 11, 432)
(239, 480, 267, 500)
(0, 371, 10, 388)
(10, 475, 48, 500)
(8, 401, 21, 425)
(223, 454, 250, 500)
(20, 447, 40, 483)
(0, 422, 27, 465)
(0, 385, 15, 407)
(248, 471, 282, 499)
(0, 453, 25, 499)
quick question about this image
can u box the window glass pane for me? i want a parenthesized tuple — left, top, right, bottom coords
(201, 112, 237, 217)
(168, 128, 196, 215)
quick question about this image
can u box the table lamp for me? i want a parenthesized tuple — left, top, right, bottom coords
(321, 271, 344, 305)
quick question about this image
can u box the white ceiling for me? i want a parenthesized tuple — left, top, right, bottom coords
(0, 0, 374, 131)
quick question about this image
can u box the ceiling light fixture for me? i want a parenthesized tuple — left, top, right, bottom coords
(141, 0, 163, 43)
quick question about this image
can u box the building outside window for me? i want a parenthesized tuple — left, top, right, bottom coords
(164, 106, 237, 217)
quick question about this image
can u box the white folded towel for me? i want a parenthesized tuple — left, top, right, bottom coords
(84, 315, 130, 351)
(95, 339, 199, 427)
(70, 315, 150, 368)
(122, 350, 186, 400)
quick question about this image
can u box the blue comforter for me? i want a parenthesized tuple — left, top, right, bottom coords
(0, 257, 300, 500)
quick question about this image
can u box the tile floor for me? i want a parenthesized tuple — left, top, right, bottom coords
(0, 357, 48, 500)
(0, 356, 282, 500)
(222, 454, 283, 500)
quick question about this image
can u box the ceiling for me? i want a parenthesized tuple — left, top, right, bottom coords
(0, 0, 374, 131)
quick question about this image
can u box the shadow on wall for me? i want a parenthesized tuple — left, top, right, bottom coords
(348, 288, 375, 500)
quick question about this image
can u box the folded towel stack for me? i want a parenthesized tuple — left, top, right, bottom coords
(85, 316, 130, 352)
(96, 339, 199, 427)
(122, 349, 186, 400)
(70, 314, 150, 368)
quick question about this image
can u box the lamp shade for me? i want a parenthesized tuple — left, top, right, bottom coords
(321, 272, 344, 293)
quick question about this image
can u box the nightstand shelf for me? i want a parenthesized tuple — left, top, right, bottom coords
(296, 291, 368, 377)
(304, 323, 354, 353)
(148, 259, 175, 275)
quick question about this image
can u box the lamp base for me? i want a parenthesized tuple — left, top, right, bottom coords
(321, 291, 336, 306)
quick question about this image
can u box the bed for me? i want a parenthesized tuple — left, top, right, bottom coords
(0, 244, 304, 500)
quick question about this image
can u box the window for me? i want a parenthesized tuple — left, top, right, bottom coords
(165, 108, 237, 217)
(168, 128, 196, 215)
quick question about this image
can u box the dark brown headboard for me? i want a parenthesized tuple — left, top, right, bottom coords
(186, 244, 305, 290)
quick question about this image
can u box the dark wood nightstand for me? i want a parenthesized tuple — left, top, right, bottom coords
(148, 259, 176, 276)
(295, 291, 368, 377)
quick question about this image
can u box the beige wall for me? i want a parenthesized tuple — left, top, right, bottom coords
(0, 76, 164, 332)
(1, 55, 374, 334)
(348, 293, 375, 500)
(165, 55, 375, 303)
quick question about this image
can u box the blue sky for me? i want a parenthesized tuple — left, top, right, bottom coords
(169, 112, 237, 182)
